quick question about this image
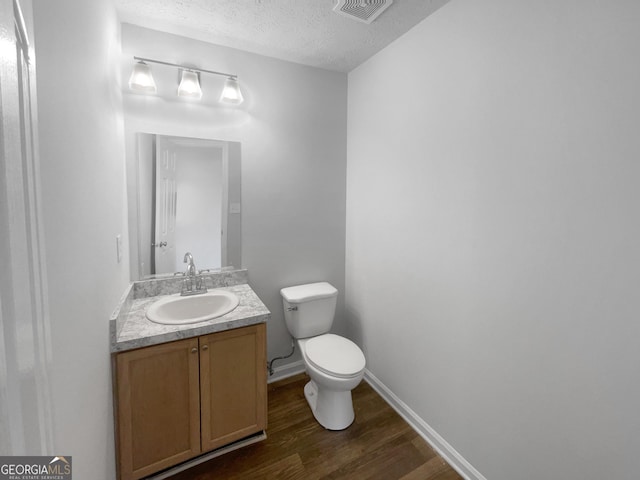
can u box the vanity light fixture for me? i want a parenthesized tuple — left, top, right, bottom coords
(177, 70, 203, 100)
(129, 56, 244, 105)
(220, 76, 244, 105)
(128, 60, 157, 93)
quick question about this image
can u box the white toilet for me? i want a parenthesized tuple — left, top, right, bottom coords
(281, 282, 366, 430)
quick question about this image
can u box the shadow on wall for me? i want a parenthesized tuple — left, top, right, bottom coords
(123, 93, 253, 129)
(344, 304, 365, 356)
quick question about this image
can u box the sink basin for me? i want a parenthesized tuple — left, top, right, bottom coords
(146, 290, 240, 325)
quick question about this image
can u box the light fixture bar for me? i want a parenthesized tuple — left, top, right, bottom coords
(133, 56, 238, 80)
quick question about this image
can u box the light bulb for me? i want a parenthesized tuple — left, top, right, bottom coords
(220, 77, 244, 105)
(128, 61, 156, 93)
(177, 70, 203, 100)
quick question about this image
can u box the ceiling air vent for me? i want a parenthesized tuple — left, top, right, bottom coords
(333, 0, 394, 24)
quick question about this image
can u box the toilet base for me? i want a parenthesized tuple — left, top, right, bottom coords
(304, 380, 355, 431)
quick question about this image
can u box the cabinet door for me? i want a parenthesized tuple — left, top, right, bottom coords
(200, 324, 267, 452)
(116, 338, 201, 480)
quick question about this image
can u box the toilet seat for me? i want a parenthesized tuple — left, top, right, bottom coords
(304, 334, 366, 379)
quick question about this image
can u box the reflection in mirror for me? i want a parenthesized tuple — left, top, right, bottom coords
(130, 133, 241, 279)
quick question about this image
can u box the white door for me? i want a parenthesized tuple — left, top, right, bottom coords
(154, 136, 178, 274)
(173, 142, 225, 271)
(0, 0, 54, 455)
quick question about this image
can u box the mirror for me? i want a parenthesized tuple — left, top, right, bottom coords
(129, 133, 241, 279)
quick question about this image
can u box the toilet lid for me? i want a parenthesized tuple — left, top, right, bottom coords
(281, 282, 338, 304)
(305, 334, 366, 378)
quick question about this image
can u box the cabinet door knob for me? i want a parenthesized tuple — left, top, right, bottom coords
(191, 347, 198, 353)
(202, 345, 209, 351)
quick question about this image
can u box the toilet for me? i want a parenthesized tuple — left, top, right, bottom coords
(281, 282, 366, 430)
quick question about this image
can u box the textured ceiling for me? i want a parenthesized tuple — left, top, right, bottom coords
(115, 0, 450, 72)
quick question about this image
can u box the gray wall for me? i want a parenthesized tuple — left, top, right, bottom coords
(121, 24, 349, 365)
(346, 0, 640, 478)
(33, 0, 129, 478)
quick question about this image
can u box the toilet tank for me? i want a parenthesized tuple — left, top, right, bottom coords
(280, 282, 338, 339)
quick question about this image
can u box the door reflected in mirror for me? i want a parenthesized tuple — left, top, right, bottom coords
(130, 133, 241, 279)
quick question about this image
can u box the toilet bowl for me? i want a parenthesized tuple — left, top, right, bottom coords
(298, 334, 365, 430)
(281, 282, 366, 430)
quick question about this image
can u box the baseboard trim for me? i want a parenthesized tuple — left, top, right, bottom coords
(147, 431, 267, 480)
(364, 369, 486, 480)
(267, 360, 305, 384)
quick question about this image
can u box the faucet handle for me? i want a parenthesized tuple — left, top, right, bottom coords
(199, 275, 213, 290)
(195, 275, 208, 292)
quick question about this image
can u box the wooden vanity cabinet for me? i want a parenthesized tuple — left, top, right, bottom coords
(115, 337, 201, 480)
(200, 325, 267, 451)
(115, 324, 267, 480)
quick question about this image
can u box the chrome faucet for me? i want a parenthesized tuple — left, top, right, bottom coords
(184, 252, 196, 277)
(181, 252, 206, 296)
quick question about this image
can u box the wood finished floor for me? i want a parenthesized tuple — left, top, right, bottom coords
(168, 374, 463, 480)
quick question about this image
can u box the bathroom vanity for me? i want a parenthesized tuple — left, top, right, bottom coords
(110, 270, 270, 480)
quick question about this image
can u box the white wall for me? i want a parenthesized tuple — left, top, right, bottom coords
(346, 1, 640, 479)
(33, 0, 128, 478)
(121, 24, 348, 364)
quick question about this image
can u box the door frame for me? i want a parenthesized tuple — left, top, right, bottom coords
(0, 0, 54, 455)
